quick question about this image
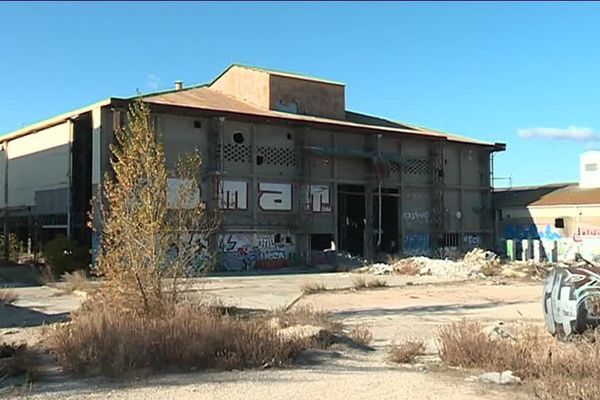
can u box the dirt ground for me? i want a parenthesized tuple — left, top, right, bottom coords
(1, 273, 544, 400)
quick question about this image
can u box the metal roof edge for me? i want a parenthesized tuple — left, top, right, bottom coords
(210, 63, 345, 87)
(0, 98, 114, 143)
(345, 109, 499, 148)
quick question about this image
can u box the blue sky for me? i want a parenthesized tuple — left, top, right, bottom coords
(1, 2, 599, 187)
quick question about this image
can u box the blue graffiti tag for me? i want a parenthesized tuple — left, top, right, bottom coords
(504, 224, 561, 241)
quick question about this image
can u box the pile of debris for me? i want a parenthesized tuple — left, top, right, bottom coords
(356, 248, 551, 280)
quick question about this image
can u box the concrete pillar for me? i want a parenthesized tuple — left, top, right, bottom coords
(506, 239, 515, 261)
(521, 239, 529, 261)
(533, 239, 541, 263)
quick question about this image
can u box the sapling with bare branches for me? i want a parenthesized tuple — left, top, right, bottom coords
(90, 99, 218, 316)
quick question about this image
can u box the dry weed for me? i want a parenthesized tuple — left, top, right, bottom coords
(392, 259, 420, 276)
(0, 343, 40, 382)
(300, 281, 328, 295)
(436, 320, 544, 379)
(0, 288, 18, 305)
(59, 270, 96, 294)
(348, 325, 373, 346)
(271, 305, 342, 333)
(352, 276, 387, 290)
(389, 339, 426, 363)
(46, 303, 308, 376)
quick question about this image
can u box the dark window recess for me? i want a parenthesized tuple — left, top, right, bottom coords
(233, 131, 245, 144)
(193, 120, 202, 129)
(256, 155, 264, 165)
(442, 233, 460, 247)
(286, 133, 293, 140)
(555, 218, 565, 229)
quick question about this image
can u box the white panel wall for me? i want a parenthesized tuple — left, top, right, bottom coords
(6, 122, 71, 207)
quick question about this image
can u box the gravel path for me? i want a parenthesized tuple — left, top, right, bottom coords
(16, 350, 532, 400)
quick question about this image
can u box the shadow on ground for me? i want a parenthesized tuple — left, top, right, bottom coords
(0, 304, 69, 329)
(330, 300, 528, 319)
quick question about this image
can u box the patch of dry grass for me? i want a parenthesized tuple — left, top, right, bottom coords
(45, 303, 310, 377)
(0, 289, 18, 305)
(0, 343, 40, 382)
(436, 320, 600, 400)
(348, 325, 373, 346)
(300, 281, 328, 295)
(352, 276, 388, 290)
(271, 305, 342, 333)
(436, 320, 544, 378)
(389, 339, 426, 363)
(391, 259, 420, 276)
(59, 270, 96, 295)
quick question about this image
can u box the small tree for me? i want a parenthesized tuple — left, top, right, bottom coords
(91, 100, 217, 316)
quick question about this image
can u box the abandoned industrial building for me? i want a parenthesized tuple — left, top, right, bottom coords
(0, 64, 505, 269)
(494, 150, 600, 263)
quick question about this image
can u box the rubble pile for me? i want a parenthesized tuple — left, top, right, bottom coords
(356, 248, 553, 280)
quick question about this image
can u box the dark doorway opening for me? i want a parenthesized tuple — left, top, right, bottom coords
(311, 233, 333, 250)
(338, 185, 365, 256)
(373, 189, 399, 255)
(71, 113, 93, 250)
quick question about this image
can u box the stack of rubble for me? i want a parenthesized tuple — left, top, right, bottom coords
(357, 248, 508, 279)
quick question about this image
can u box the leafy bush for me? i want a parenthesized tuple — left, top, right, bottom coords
(42, 235, 89, 277)
(0, 233, 22, 262)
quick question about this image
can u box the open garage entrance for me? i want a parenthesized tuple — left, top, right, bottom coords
(338, 185, 365, 257)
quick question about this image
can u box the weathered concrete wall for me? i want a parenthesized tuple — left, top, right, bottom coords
(269, 75, 345, 120)
(1, 122, 71, 208)
(210, 66, 270, 109)
(499, 205, 600, 262)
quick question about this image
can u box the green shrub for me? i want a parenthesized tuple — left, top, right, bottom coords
(0, 233, 22, 262)
(43, 235, 89, 277)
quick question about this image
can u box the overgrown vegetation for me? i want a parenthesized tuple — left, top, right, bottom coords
(389, 339, 426, 363)
(300, 281, 328, 295)
(0, 288, 18, 305)
(270, 305, 342, 333)
(0, 233, 22, 262)
(436, 320, 600, 400)
(42, 235, 90, 277)
(352, 276, 387, 290)
(46, 303, 308, 376)
(348, 325, 373, 346)
(46, 100, 318, 377)
(0, 343, 40, 383)
(58, 270, 96, 295)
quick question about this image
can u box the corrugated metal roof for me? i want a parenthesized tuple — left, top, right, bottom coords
(144, 86, 498, 147)
(494, 183, 600, 207)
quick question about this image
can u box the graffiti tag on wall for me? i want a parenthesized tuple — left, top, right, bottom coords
(403, 232, 430, 255)
(306, 185, 332, 213)
(258, 183, 292, 211)
(504, 223, 562, 241)
(403, 211, 430, 225)
(463, 234, 481, 249)
(218, 232, 297, 270)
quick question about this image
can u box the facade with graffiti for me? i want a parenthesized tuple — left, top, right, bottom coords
(0, 64, 503, 266)
(494, 159, 600, 263)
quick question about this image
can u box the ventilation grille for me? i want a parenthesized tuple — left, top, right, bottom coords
(221, 143, 250, 163)
(389, 161, 401, 174)
(256, 146, 297, 167)
(403, 159, 431, 175)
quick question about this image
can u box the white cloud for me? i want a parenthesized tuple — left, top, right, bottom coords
(518, 126, 599, 142)
(146, 74, 162, 90)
